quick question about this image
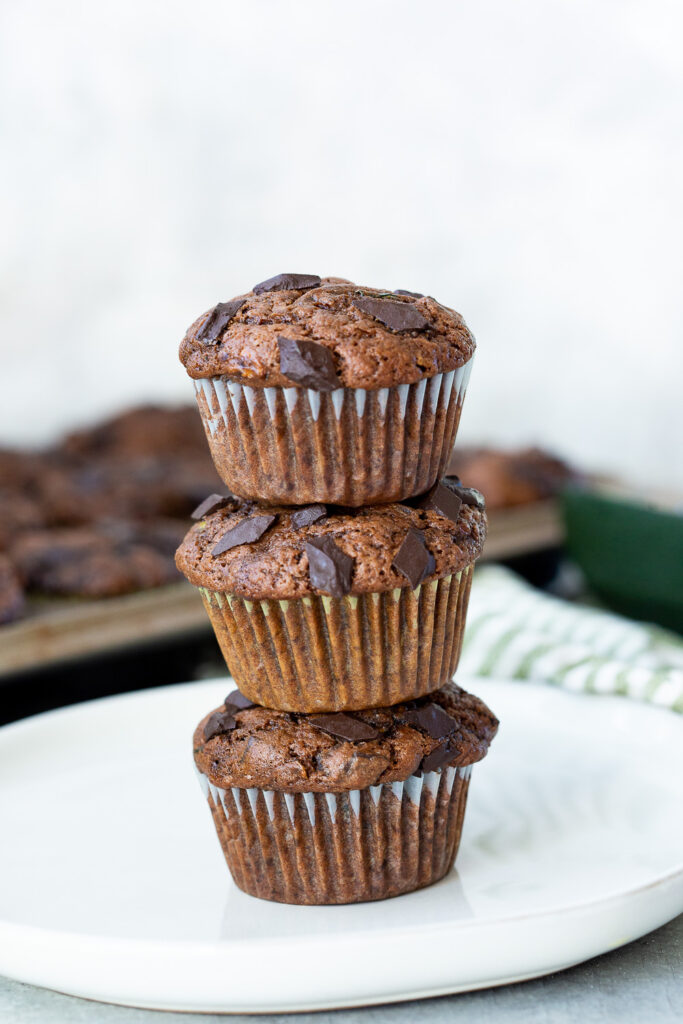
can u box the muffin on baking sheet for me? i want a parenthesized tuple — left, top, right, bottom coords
(0, 555, 25, 625)
(11, 520, 186, 598)
(61, 404, 209, 459)
(448, 446, 579, 510)
(180, 274, 475, 507)
(194, 681, 498, 905)
(175, 480, 486, 712)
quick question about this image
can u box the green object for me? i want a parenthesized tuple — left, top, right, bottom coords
(461, 565, 683, 711)
(562, 487, 683, 633)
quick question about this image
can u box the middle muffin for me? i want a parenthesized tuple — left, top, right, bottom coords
(176, 482, 486, 712)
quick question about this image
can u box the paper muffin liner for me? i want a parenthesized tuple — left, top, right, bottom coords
(193, 359, 473, 506)
(197, 763, 472, 904)
(199, 565, 473, 713)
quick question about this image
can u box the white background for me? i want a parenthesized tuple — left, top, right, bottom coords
(1, 0, 681, 487)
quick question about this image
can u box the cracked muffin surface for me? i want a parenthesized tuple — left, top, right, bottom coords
(175, 490, 486, 600)
(193, 681, 499, 792)
(180, 277, 475, 389)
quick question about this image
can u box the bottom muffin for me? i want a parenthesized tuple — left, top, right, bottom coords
(193, 681, 498, 905)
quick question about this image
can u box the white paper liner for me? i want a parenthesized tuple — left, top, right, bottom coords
(195, 763, 473, 904)
(199, 566, 473, 712)
(193, 358, 473, 505)
(195, 365, 472, 433)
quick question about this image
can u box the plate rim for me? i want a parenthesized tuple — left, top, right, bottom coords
(1, 858, 682, 950)
(1, 677, 682, 1012)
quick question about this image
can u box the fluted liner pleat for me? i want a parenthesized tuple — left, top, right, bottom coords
(197, 764, 472, 904)
(193, 360, 473, 506)
(198, 566, 473, 712)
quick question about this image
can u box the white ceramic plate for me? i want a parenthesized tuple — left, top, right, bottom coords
(0, 678, 681, 1013)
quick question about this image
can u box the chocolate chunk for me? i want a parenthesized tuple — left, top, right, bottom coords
(309, 713, 379, 742)
(212, 514, 277, 555)
(191, 493, 233, 520)
(421, 740, 457, 773)
(204, 710, 237, 741)
(444, 480, 485, 510)
(305, 536, 354, 597)
(278, 336, 338, 391)
(291, 504, 327, 529)
(253, 273, 321, 295)
(391, 528, 436, 588)
(402, 703, 457, 740)
(197, 299, 246, 343)
(224, 689, 256, 713)
(417, 482, 462, 523)
(394, 289, 424, 298)
(352, 296, 432, 332)
(459, 488, 485, 509)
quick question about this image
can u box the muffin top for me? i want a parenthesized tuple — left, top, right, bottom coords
(179, 275, 475, 390)
(175, 481, 486, 600)
(62, 404, 208, 460)
(11, 520, 185, 598)
(194, 680, 498, 792)
(448, 446, 581, 510)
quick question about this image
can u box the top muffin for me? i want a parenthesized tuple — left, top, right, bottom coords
(180, 275, 475, 390)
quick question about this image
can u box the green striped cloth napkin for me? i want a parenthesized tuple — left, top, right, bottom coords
(460, 565, 683, 713)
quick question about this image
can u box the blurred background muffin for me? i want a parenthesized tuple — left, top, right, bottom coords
(448, 446, 582, 509)
(0, 405, 223, 619)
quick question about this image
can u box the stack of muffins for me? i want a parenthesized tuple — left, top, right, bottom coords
(176, 274, 498, 905)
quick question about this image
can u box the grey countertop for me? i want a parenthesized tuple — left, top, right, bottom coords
(1, 913, 681, 1024)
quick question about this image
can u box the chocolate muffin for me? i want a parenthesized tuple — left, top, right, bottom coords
(0, 448, 49, 491)
(0, 450, 52, 551)
(61, 404, 208, 459)
(0, 489, 47, 552)
(194, 681, 498, 904)
(180, 275, 476, 506)
(0, 555, 25, 624)
(176, 481, 486, 711)
(0, 406, 234, 616)
(447, 446, 579, 510)
(11, 519, 185, 598)
(36, 454, 223, 527)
